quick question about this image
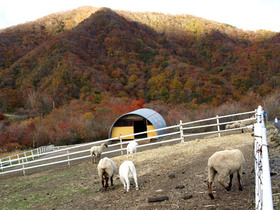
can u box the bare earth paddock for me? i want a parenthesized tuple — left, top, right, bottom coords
(0, 131, 279, 209)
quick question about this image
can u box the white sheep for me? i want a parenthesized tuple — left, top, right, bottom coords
(90, 142, 108, 164)
(242, 124, 254, 133)
(225, 121, 241, 129)
(119, 160, 139, 192)
(97, 157, 117, 190)
(239, 117, 256, 133)
(207, 149, 245, 199)
(126, 140, 138, 158)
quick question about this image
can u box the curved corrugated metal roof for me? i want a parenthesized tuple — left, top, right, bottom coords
(108, 108, 167, 138)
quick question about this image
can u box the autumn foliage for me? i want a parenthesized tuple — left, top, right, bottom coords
(1, 7, 279, 111)
(0, 7, 280, 152)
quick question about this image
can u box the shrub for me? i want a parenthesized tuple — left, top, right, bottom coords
(0, 143, 22, 153)
(0, 113, 4, 120)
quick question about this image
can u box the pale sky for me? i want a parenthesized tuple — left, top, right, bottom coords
(0, 0, 279, 32)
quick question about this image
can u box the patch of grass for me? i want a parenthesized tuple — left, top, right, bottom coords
(0, 165, 97, 209)
(0, 150, 23, 159)
(2, 182, 94, 209)
(47, 186, 94, 208)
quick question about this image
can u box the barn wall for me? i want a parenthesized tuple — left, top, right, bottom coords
(147, 125, 157, 137)
(111, 127, 134, 139)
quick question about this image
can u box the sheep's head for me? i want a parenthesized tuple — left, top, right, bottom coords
(101, 143, 108, 148)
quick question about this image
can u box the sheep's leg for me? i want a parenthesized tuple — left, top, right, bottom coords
(120, 177, 126, 190)
(110, 175, 114, 187)
(133, 173, 139, 190)
(208, 167, 215, 199)
(101, 177, 105, 188)
(237, 171, 243, 191)
(93, 153, 96, 164)
(217, 174, 230, 191)
(105, 176, 109, 189)
(207, 180, 214, 199)
(227, 174, 233, 191)
(125, 176, 130, 192)
(97, 154, 100, 163)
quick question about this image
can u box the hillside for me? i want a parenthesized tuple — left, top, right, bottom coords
(0, 7, 279, 113)
(0, 6, 280, 152)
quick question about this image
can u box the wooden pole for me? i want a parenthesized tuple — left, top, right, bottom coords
(216, 115, 221, 138)
(120, 135, 123, 155)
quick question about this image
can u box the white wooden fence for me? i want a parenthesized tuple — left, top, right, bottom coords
(1, 106, 273, 209)
(254, 106, 273, 210)
(0, 109, 256, 176)
(0, 145, 54, 170)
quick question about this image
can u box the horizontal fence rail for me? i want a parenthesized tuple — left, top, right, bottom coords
(0, 145, 54, 170)
(1, 106, 274, 209)
(0, 109, 257, 176)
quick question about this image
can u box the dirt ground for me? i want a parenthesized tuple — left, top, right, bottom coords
(1, 127, 279, 210)
(62, 133, 256, 210)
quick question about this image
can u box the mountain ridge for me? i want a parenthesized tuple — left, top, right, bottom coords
(0, 6, 279, 112)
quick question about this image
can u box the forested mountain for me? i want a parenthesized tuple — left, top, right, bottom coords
(0, 6, 280, 150)
(0, 7, 279, 112)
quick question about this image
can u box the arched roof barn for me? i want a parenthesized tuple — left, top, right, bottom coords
(108, 108, 167, 140)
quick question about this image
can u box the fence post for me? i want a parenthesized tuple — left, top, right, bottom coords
(9, 156, 12, 166)
(24, 152, 28, 162)
(17, 154, 20, 165)
(120, 135, 123, 155)
(216, 115, 221, 138)
(262, 126, 273, 209)
(31, 150, 34, 160)
(254, 105, 273, 210)
(180, 120, 184, 143)
(254, 123, 262, 209)
(22, 158, 25, 176)
(67, 146, 70, 166)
